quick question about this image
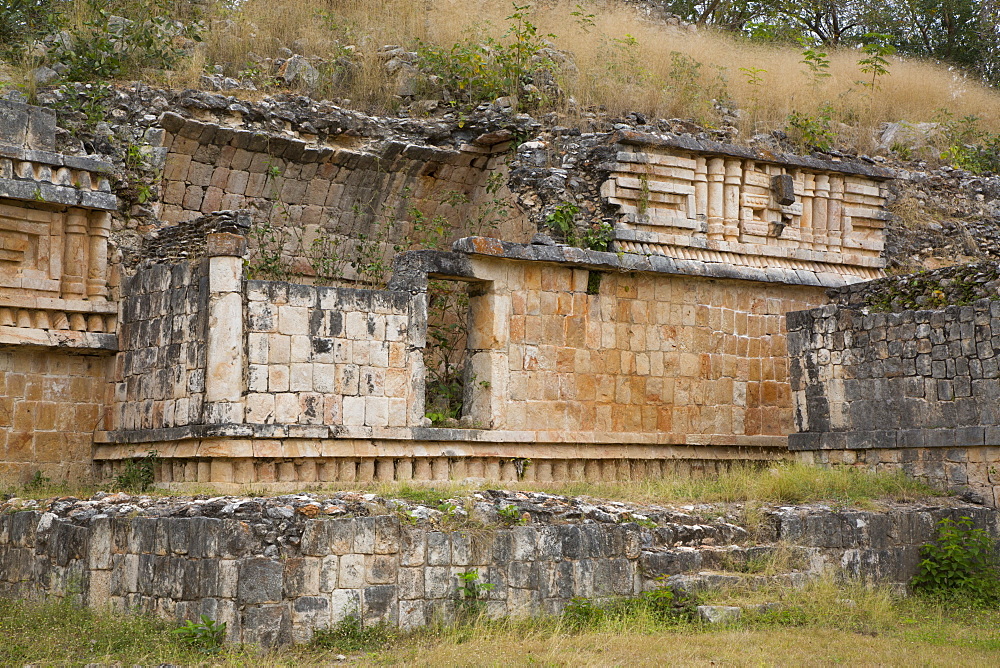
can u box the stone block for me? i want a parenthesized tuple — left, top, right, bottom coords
(427, 532, 450, 565)
(319, 555, 339, 592)
(374, 515, 399, 554)
(237, 558, 283, 604)
(365, 554, 398, 584)
(291, 596, 331, 643)
(398, 567, 424, 600)
(242, 604, 292, 647)
(424, 566, 452, 599)
(362, 585, 398, 625)
(698, 605, 742, 623)
(354, 517, 376, 554)
(400, 527, 426, 566)
(339, 553, 365, 588)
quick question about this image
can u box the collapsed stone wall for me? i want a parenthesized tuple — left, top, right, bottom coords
(153, 110, 530, 281)
(787, 276, 1000, 504)
(1, 492, 993, 646)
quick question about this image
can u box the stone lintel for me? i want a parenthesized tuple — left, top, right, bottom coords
(0, 177, 117, 211)
(206, 232, 248, 257)
(0, 326, 117, 352)
(95, 424, 788, 449)
(790, 427, 993, 451)
(432, 237, 864, 289)
(93, 437, 788, 462)
(0, 295, 118, 313)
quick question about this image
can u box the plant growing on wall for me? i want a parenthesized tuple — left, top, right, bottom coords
(423, 280, 470, 425)
(172, 615, 226, 654)
(113, 450, 159, 493)
(456, 568, 495, 618)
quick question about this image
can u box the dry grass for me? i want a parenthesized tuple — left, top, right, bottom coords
(189, 0, 1000, 150)
(2, 462, 940, 508)
(543, 462, 939, 505)
(5, 580, 1000, 666)
(323, 461, 939, 509)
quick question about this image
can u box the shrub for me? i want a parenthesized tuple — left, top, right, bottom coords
(416, 2, 553, 107)
(0, 0, 63, 59)
(55, 1, 201, 81)
(113, 450, 159, 493)
(561, 580, 698, 632)
(911, 516, 1000, 604)
(171, 615, 226, 654)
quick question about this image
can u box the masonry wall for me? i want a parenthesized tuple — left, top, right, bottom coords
(2, 504, 992, 646)
(471, 258, 829, 445)
(155, 113, 530, 281)
(114, 260, 208, 432)
(0, 349, 110, 484)
(96, 240, 839, 488)
(244, 281, 422, 429)
(787, 297, 1000, 505)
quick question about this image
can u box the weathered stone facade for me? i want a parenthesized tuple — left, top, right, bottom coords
(1, 493, 992, 645)
(605, 132, 890, 283)
(153, 111, 531, 279)
(0, 96, 897, 488)
(93, 222, 838, 489)
(0, 100, 118, 482)
(788, 265, 1000, 505)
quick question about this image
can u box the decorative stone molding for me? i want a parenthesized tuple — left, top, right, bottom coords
(603, 131, 891, 284)
(0, 100, 118, 352)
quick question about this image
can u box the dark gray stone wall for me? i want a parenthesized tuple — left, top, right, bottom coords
(113, 257, 209, 432)
(787, 296, 1000, 504)
(787, 298, 1000, 449)
(1, 501, 994, 646)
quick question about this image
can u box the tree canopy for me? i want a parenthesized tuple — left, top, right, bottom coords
(667, 0, 999, 84)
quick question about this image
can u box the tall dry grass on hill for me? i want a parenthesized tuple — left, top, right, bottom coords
(198, 1, 1000, 147)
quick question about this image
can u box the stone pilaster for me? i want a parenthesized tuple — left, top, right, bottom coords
(204, 232, 247, 423)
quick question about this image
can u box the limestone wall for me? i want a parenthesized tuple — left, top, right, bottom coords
(0, 349, 110, 483)
(114, 259, 209, 432)
(787, 296, 1000, 505)
(432, 239, 832, 447)
(0, 99, 119, 486)
(154, 112, 529, 281)
(244, 281, 422, 429)
(95, 234, 840, 488)
(606, 132, 891, 284)
(475, 257, 820, 441)
(1, 498, 993, 646)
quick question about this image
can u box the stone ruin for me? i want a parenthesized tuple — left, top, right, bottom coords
(7, 92, 1000, 644)
(0, 94, 935, 494)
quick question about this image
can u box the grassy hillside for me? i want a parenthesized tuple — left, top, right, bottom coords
(4, 0, 1000, 156)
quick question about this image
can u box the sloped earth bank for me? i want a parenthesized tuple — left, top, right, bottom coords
(0, 490, 994, 646)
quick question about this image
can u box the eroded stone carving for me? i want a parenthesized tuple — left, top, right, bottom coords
(0, 100, 118, 349)
(603, 132, 891, 284)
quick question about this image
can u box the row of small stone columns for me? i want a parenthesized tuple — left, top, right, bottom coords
(62, 209, 111, 303)
(693, 158, 848, 250)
